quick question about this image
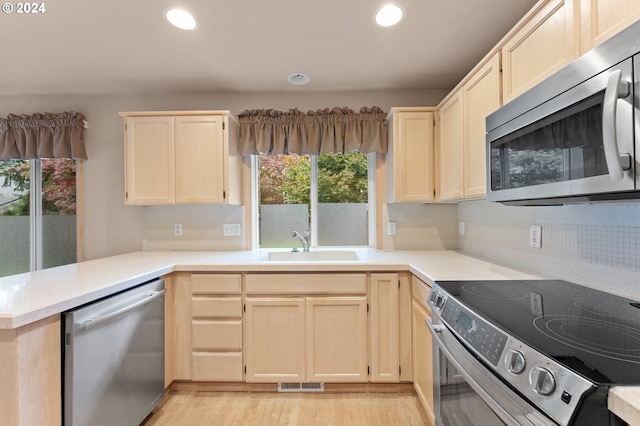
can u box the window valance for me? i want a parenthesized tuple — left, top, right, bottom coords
(238, 106, 387, 155)
(0, 111, 88, 160)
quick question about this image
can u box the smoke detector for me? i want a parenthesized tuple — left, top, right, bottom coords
(287, 73, 310, 85)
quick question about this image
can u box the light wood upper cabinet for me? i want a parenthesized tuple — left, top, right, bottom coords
(386, 108, 436, 202)
(580, 0, 640, 53)
(502, 0, 579, 103)
(123, 116, 175, 204)
(174, 115, 225, 204)
(462, 53, 502, 199)
(120, 111, 241, 206)
(436, 91, 464, 202)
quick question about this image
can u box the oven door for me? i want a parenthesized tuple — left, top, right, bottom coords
(427, 318, 557, 426)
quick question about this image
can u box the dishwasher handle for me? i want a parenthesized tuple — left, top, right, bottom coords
(83, 289, 166, 330)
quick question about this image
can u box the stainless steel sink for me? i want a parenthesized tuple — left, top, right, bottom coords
(268, 250, 358, 261)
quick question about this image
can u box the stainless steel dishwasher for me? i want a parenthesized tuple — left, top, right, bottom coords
(63, 278, 165, 426)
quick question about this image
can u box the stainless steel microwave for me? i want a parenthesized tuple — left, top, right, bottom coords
(486, 20, 640, 205)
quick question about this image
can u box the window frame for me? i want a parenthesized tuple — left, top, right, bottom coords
(0, 158, 81, 275)
(250, 153, 376, 249)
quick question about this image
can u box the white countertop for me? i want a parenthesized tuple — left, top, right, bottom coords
(0, 248, 540, 329)
(0, 248, 635, 424)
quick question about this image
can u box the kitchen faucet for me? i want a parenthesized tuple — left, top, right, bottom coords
(291, 229, 311, 252)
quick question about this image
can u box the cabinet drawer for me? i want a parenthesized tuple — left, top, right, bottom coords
(192, 297, 242, 318)
(191, 274, 242, 294)
(245, 273, 367, 295)
(192, 320, 242, 350)
(192, 352, 243, 381)
(411, 276, 432, 316)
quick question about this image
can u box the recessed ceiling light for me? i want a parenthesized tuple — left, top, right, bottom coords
(374, 3, 405, 27)
(287, 73, 310, 85)
(164, 8, 198, 30)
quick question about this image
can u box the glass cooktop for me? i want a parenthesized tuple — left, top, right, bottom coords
(435, 280, 640, 385)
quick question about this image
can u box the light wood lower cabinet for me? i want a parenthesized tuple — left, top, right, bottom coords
(244, 297, 306, 382)
(244, 273, 369, 383)
(412, 277, 435, 425)
(370, 273, 399, 382)
(190, 273, 243, 382)
(244, 296, 368, 383)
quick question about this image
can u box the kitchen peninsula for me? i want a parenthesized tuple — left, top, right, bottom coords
(1, 249, 638, 425)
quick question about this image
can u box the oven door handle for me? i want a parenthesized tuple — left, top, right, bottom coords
(426, 318, 556, 426)
(602, 68, 631, 181)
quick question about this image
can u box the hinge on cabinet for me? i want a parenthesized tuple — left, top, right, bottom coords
(223, 122, 225, 130)
(243, 304, 246, 313)
(125, 191, 128, 199)
(367, 303, 369, 313)
(398, 280, 400, 289)
(368, 366, 370, 375)
(223, 190, 226, 199)
(244, 366, 247, 374)
(399, 366, 402, 375)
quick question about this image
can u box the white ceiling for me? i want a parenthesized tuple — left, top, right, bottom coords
(0, 0, 537, 96)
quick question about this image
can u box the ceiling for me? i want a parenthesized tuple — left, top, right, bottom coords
(0, 0, 537, 96)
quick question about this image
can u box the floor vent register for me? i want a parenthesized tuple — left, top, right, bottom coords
(277, 382, 325, 393)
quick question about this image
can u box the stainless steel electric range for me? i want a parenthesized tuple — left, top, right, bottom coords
(427, 279, 638, 426)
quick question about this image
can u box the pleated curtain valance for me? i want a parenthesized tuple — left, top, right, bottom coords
(237, 106, 388, 155)
(0, 111, 88, 160)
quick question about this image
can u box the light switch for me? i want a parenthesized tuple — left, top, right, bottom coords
(387, 222, 397, 236)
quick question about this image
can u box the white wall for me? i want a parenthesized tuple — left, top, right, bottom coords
(0, 89, 448, 260)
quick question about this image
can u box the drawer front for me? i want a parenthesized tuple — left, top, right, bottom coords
(192, 274, 242, 294)
(245, 273, 367, 295)
(192, 320, 242, 350)
(192, 352, 243, 381)
(192, 297, 242, 318)
(411, 275, 432, 315)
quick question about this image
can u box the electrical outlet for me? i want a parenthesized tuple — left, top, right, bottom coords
(174, 223, 182, 237)
(223, 223, 241, 236)
(529, 225, 541, 248)
(459, 221, 465, 236)
(387, 221, 397, 236)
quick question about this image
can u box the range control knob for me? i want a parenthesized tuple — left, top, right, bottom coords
(530, 367, 556, 396)
(506, 350, 526, 375)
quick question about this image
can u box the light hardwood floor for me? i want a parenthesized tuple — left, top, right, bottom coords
(143, 391, 429, 426)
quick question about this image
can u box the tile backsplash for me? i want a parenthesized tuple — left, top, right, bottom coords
(142, 204, 246, 251)
(383, 203, 458, 250)
(458, 199, 640, 299)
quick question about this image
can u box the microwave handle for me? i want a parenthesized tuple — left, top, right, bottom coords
(602, 69, 631, 181)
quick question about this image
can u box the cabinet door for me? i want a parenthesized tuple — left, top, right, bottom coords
(412, 299, 435, 425)
(389, 111, 435, 202)
(463, 53, 501, 199)
(306, 297, 368, 382)
(437, 91, 464, 202)
(174, 115, 225, 204)
(244, 298, 305, 382)
(124, 116, 175, 205)
(502, 0, 578, 103)
(370, 273, 399, 382)
(580, 0, 640, 52)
